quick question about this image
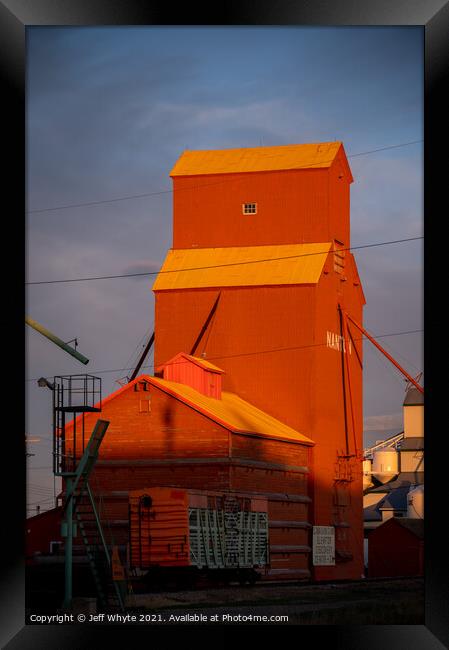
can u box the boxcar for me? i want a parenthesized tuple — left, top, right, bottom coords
(129, 487, 269, 585)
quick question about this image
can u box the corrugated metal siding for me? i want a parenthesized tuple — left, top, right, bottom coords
(152, 243, 331, 291)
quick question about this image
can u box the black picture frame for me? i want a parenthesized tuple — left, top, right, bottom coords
(2, 1, 447, 648)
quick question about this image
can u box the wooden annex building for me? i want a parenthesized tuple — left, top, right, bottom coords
(65, 357, 314, 580)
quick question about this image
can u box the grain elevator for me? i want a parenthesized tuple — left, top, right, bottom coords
(28, 142, 367, 589)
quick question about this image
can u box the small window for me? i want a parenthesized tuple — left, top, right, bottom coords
(139, 398, 151, 413)
(242, 202, 257, 215)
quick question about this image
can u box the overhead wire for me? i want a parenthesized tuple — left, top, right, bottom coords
(25, 326, 423, 384)
(26, 139, 423, 215)
(114, 325, 153, 385)
(25, 235, 423, 286)
(373, 335, 422, 376)
(363, 338, 408, 389)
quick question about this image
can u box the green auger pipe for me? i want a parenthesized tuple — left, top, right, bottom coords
(25, 316, 89, 365)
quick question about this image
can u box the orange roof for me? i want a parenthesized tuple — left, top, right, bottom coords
(148, 375, 313, 445)
(63, 374, 313, 446)
(157, 352, 225, 374)
(170, 142, 344, 177)
(152, 243, 331, 291)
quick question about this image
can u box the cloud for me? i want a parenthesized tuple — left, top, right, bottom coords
(363, 413, 403, 431)
(121, 259, 161, 278)
(134, 97, 320, 148)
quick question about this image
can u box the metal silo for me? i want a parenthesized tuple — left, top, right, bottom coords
(372, 449, 398, 484)
(407, 484, 424, 519)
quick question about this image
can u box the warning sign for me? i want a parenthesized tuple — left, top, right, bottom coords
(313, 526, 335, 566)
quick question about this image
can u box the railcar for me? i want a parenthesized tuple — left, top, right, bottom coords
(128, 487, 269, 587)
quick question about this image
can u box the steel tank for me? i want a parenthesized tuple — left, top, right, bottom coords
(371, 449, 398, 484)
(407, 484, 424, 519)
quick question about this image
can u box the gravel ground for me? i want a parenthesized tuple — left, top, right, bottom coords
(123, 577, 424, 625)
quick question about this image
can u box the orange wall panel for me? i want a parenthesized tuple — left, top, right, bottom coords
(173, 168, 334, 249)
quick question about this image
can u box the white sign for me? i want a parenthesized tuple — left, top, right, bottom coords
(313, 526, 335, 566)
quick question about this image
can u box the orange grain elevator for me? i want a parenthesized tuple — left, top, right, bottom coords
(153, 142, 366, 581)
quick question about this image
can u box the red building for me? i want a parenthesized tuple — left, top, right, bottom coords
(26, 507, 63, 560)
(368, 518, 424, 577)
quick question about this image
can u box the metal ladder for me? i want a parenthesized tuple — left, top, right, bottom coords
(73, 483, 125, 612)
(63, 419, 125, 611)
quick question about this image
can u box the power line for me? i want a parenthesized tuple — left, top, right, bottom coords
(26, 139, 423, 215)
(375, 335, 422, 375)
(347, 140, 422, 157)
(25, 235, 423, 286)
(365, 343, 407, 389)
(25, 326, 422, 383)
(115, 325, 153, 385)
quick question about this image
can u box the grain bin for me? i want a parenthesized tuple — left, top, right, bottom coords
(363, 459, 373, 489)
(372, 449, 398, 484)
(407, 484, 424, 519)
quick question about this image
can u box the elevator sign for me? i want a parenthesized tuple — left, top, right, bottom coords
(327, 331, 352, 354)
(313, 526, 335, 566)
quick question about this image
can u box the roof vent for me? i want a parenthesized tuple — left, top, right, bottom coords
(156, 352, 225, 399)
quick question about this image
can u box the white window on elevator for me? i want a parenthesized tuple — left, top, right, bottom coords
(242, 202, 257, 215)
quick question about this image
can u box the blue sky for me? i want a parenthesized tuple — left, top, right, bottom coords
(25, 26, 423, 513)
